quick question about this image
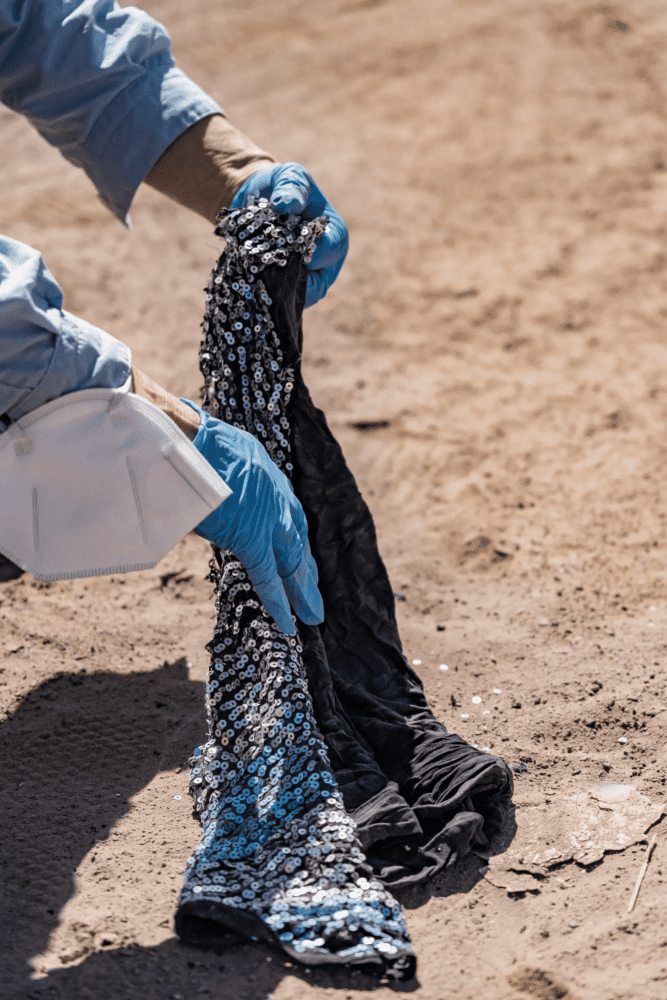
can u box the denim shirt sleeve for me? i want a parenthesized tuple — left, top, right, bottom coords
(0, 0, 223, 224)
(0, 236, 132, 421)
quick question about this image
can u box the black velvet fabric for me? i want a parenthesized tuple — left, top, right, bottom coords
(249, 255, 515, 889)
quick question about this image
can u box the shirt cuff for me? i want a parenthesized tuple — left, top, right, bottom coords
(7, 313, 132, 422)
(70, 65, 223, 227)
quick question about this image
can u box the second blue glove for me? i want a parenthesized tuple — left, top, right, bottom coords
(230, 162, 348, 308)
(182, 400, 324, 636)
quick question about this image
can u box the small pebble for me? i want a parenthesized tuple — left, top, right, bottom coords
(461, 713, 469, 719)
(173, 795, 182, 801)
(439, 664, 449, 671)
(471, 695, 482, 704)
(482, 747, 490, 752)
(570, 921, 578, 928)
(483, 710, 490, 715)
(394, 592, 406, 601)
(493, 688, 502, 694)
(471, 744, 479, 749)
(538, 617, 550, 626)
(618, 737, 627, 744)
(412, 659, 422, 665)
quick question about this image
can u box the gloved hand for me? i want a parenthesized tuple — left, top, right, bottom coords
(230, 162, 348, 308)
(181, 400, 323, 636)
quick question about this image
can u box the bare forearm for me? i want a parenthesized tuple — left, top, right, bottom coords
(140, 116, 278, 433)
(144, 114, 277, 223)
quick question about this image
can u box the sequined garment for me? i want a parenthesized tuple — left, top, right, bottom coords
(197, 205, 316, 471)
(175, 202, 416, 979)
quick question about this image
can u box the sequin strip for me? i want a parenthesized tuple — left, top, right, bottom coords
(178, 201, 415, 976)
(199, 204, 322, 474)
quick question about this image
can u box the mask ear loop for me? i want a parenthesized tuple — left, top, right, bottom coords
(106, 375, 132, 414)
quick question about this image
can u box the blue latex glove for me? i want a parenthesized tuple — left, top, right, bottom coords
(182, 400, 323, 636)
(230, 162, 348, 308)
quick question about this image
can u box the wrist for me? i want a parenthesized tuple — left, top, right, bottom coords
(131, 368, 201, 441)
(144, 114, 278, 223)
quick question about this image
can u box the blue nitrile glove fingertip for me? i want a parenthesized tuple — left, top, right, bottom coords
(270, 183, 309, 216)
(308, 216, 349, 271)
(305, 270, 329, 308)
(269, 163, 310, 213)
(266, 607, 297, 635)
(278, 615, 297, 636)
(280, 552, 324, 626)
(254, 587, 297, 635)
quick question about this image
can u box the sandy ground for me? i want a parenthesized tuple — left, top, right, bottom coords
(3, 1, 667, 997)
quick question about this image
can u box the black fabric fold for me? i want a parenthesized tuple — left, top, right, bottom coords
(176, 204, 517, 974)
(255, 253, 515, 888)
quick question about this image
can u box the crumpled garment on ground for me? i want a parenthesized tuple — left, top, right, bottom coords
(174, 201, 515, 976)
(175, 551, 416, 979)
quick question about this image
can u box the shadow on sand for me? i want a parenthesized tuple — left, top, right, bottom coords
(0, 657, 516, 999)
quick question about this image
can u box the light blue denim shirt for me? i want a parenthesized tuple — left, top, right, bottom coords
(0, 0, 223, 421)
(0, 237, 134, 420)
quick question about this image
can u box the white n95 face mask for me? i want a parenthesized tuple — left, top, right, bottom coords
(0, 388, 231, 581)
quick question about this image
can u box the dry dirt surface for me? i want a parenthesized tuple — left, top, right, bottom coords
(3, 1, 667, 998)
